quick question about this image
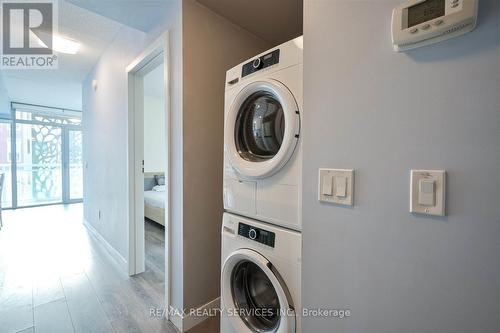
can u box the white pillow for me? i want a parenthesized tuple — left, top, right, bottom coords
(152, 185, 166, 192)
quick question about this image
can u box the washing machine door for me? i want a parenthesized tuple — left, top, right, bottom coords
(222, 249, 296, 333)
(225, 79, 300, 179)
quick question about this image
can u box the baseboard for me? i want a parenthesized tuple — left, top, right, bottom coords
(83, 219, 128, 273)
(169, 297, 220, 332)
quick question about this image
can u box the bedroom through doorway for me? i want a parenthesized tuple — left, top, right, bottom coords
(126, 33, 171, 313)
(142, 61, 167, 300)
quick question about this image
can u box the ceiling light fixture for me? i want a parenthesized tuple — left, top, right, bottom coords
(38, 35, 81, 55)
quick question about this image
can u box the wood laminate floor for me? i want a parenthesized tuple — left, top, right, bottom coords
(0, 204, 218, 333)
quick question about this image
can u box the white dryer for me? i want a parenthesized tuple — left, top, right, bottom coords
(224, 36, 303, 231)
(221, 212, 301, 333)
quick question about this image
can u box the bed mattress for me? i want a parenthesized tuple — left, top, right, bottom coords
(144, 190, 165, 209)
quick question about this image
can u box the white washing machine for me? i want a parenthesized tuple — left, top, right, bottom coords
(224, 36, 303, 231)
(221, 212, 301, 333)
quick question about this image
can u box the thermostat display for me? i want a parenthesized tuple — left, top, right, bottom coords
(407, 0, 445, 27)
(391, 0, 478, 52)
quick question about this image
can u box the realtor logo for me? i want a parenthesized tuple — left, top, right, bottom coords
(1, 0, 58, 69)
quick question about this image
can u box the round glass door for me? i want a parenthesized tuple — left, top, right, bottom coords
(222, 249, 295, 333)
(225, 79, 300, 179)
(231, 260, 281, 332)
(235, 92, 285, 162)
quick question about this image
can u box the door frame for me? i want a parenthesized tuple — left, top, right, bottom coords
(126, 31, 171, 318)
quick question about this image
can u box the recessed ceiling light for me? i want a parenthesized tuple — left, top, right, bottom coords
(38, 35, 81, 55)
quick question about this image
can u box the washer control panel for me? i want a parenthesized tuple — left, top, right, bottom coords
(238, 223, 275, 248)
(242, 49, 280, 78)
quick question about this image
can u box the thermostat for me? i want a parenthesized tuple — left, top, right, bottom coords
(391, 0, 478, 51)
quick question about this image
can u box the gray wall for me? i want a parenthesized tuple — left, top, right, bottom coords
(302, 1, 500, 332)
(182, 0, 270, 311)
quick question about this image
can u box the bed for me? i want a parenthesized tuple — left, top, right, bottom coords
(144, 173, 166, 226)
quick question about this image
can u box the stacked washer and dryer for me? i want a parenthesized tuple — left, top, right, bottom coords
(221, 36, 303, 333)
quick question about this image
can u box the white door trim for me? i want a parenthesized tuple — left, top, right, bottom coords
(126, 31, 172, 320)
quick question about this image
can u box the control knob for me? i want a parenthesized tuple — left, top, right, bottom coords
(252, 58, 262, 69)
(249, 228, 257, 240)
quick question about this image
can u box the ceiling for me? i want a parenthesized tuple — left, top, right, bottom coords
(0, 0, 124, 110)
(67, 0, 172, 32)
(197, 0, 303, 45)
(0, 0, 303, 110)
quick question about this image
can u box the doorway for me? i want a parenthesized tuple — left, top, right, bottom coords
(126, 33, 171, 316)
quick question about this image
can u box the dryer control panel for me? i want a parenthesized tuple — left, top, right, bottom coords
(238, 223, 275, 248)
(242, 49, 280, 78)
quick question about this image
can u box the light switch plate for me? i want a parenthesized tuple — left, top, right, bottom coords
(410, 169, 446, 216)
(318, 169, 354, 206)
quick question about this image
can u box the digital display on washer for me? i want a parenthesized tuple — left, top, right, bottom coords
(242, 49, 280, 78)
(238, 223, 275, 248)
(407, 0, 445, 28)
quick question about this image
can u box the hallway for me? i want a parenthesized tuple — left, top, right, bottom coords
(0, 204, 215, 333)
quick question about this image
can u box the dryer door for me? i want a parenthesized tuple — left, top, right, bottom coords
(225, 79, 300, 179)
(222, 249, 296, 333)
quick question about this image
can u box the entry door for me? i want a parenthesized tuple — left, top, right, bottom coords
(15, 122, 63, 207)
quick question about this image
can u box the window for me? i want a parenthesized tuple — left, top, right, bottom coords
(0, 103, 83, 208)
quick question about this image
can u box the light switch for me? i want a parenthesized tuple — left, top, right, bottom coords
(418, 179, 435, 206)
(322, 174, 333, 196)
(319, 169, 354, 206)
(410, 170, 445, 216)
(335, 176, 347, 197)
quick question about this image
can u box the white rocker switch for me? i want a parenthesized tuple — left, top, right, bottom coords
(410, 170, 446, 216)
(319, 169, 354, 206)
(418, 179, 435, 206)
(335, 176, 347, 198)
(322, 174, 333, 196)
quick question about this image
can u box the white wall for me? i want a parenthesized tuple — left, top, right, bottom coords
(1, 76, 82, 110)
(82, 25, 147, 258)
(143, 62, 166, 173)
(83, 1, 272, 329)
(0, 76, 11, 118)
(302, 1, 500, 332)
(143, 93, 166, 173)
(141, 1, 185, 315)
(82, 0, 185, 317)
